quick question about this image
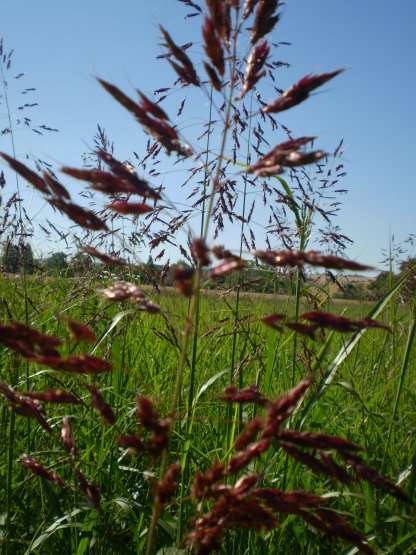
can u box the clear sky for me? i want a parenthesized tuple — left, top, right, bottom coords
(1, 0, 415, 271)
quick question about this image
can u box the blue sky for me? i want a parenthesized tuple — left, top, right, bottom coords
(1, 0, 415, 271)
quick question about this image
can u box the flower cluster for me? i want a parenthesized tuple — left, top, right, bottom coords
(188, 374, 408, 554)
(118, 395, 173, 459)
(262, 310, 391, 337)
(101, 281, 160, 312)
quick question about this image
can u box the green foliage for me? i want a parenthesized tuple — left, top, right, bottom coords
(368, 271, 391, 300)
(1, 242, 34, 274)
(67, 253, 94, 276)
(398, 258, 416, 304)
(334, 281, 367, 301)
(368, 261, 415, 304)
(44, 252, 68, 272)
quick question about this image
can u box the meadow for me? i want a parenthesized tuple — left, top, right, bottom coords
(0, 272, 415, 554)
(1, 1, 415, 553)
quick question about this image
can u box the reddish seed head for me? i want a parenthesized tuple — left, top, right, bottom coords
(205, 0, 231, 40)
(234, 418, 264, 451)
(193, 461, 225, 499)
(246, 137, 324, 175)
(137, 395, 160, 429)
(277, 429, 362, 452)
(172, 265, 194, 297)
(209, 258, 248, 279)
(339, 451, 411, 503)
(61, 417, 76, 459)
(0, 321, 62, 359)
(37, 354, 112, 375)
(227, 440, 269, 475)
(117, 434, 145, 456)
(157, 462, 180, 507)
(21, 454, 65, 487)
(76, 470, 101, 507)
(203, 62, 223, 91)
(22, 389, 82, 405)
(43, 172, 71, 199)
(148, 417, 172, 457)
(81, 246, 126, 267)
(191, 238, 211, 267)
(252, 487, 326, 514)
(49, 198, 108, 231)
(85, 382, 116, 426)
(0, 153, 49, 195)
(136, 89, 169, 120)
(211, 245, 237, 260)
(64, 317, 97, 343)
(253, 249, 373, 272)
(284, 322, 317, 338)
(261, 313, 285, 332)
(0, 384, 52, 433)
(251, 0, 281, 45)
(263, 374, 314, 433)
(319, 452, 352, 485)
(101, 281, 145, 303)
(240, 40, 270, 98)
(106, 200, 154, 215)
(279, 442, 341, 481)
(243, 0, 260, 20)
(203, 17, 225, 76)
(160, 25, 200, 87)
(301, 311, 390, 334)
(63, 163, 160, 199)
(220, 385, 270, 407)
(99, 77, 192, 155)
(98, 78, 146, 119)
(262, 69, 344, 114)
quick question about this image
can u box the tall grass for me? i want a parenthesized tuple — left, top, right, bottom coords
(0, 2, 415, 554)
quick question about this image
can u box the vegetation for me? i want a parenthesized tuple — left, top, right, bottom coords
(43, 252, 68, 272)
(1, 242, 35, 274)
(0, 2, 415, 555)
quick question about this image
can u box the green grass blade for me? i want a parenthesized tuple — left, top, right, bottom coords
(91, 309, 136, 354)
(297, 273, 408, 427)
(382, 310, 416, 471)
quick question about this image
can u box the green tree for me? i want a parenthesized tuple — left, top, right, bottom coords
(68, 253, 94, 276)
(367, 271, 391, 300)
(334, 281, 367, 301)
(1, 242, 34, 274)
(20, 243, 35, 274)
(45, 252, 68, 272)
(1, 243, 20, 273)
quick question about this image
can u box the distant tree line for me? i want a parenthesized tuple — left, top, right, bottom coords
(334, 259, 415, 303)
(0, 242, 36, 274)
(1, 243, 414, 303)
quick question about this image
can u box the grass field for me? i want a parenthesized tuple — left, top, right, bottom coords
(0, 273, 415, 554)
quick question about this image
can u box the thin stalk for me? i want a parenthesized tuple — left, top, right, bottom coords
(381, 310, 416, 472)
(4, 411, 15, 555)
(290, 222, 309, 388)
(178, 86, 214, 543)
(283, 211, 309, 492)
(228, 91, 253, 442)
(145, 13, 240, 553)
(1, 55, 31, 554)
(187, 86, 214, 417)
